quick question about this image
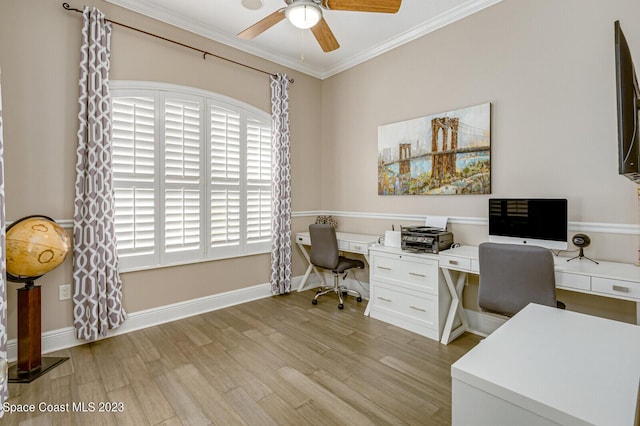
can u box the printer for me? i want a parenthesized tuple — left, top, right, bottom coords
(400, 226, 454, 254)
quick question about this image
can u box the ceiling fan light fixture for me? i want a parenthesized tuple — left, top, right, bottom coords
(285, 1, 322, 29)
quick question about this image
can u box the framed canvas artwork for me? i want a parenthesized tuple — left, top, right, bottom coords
(378, 103, 491, 195)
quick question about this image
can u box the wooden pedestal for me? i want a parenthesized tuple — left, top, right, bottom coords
(17, 285, 41, 372)
(8, 284, 68, 383)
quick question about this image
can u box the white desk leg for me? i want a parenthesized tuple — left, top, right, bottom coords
(363, 252, 371, 317)
(441, 268, 469, 345)
(296, 242, 326, 292)
(298, 264, 314, 292)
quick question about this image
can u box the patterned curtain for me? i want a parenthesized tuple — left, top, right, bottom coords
(73, 6, 126, 341)
(270, 74, 292, 295)
(0, 69, 7, 418)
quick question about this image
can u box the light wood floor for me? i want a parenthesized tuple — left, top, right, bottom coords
(4, 290, 480, 425)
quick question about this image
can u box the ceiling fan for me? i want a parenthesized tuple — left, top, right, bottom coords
(237, 0, 402, 53)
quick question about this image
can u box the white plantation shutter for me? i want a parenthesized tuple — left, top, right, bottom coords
(210, 189, 240, 249)
(165, 189, 200, 252)
(210, 104, 240, 181)
(111, 82, 271, 270)
(246, 119, 272, 248)
(164, 98, 201, 183)
(210, 104, 241, 255)
(162, 96, 202, 261)
(112, 95, 157, 268)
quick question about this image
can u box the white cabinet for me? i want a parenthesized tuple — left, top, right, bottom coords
(368, 246, 451, 341)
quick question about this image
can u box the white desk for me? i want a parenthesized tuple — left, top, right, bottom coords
(294, 231, 379, 292)
(439, 245, 640, 343)
(452, 303, 640, 426)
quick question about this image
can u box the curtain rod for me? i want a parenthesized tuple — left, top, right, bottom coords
(62, 3, 293, 83)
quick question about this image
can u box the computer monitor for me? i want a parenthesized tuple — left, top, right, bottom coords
(488, 198, 568, 250)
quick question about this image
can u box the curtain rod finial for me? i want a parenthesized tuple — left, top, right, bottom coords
(62, 3, 82, 12)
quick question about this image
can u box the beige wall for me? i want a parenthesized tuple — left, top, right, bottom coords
(1, 0, 640, 340)
(317, 0, 640, 323)
(0, 0, 322, 338)
(320, 0, 640, 224)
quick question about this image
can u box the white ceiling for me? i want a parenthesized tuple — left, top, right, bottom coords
(105, 0, 503, 79)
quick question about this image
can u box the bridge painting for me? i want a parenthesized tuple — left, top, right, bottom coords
(378, 103, 491, 195)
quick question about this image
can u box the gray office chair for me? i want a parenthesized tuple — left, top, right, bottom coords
(309, 224, 364, 309)
(478, 242, 564, 317)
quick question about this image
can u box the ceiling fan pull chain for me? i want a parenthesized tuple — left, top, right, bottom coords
(300, 29, 305, 63)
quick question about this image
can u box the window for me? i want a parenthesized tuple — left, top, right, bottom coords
(111, 81, 272, 271)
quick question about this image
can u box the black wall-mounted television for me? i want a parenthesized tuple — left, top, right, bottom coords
(615, 20, 640, 182)
(488, 198, 568, 250)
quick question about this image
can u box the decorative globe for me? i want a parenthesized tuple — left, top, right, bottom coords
(6, 215, 71, 283)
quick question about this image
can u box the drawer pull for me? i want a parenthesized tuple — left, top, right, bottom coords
(409, 272, 426, 278)
(377, 266, 392, 271)
(353, 245, 362, 250)
(612, 285, 630, 293)
(409, 305, 426, 312)
(448, 260, 459, 265)
(378, 297, 392, 302)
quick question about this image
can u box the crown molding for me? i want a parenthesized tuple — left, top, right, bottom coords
(104, 0, 327, 78)
(105, 0, 504, 80)
(320, 0, 504, 79)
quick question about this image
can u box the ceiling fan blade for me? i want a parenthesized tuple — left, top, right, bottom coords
(322, 0, 401, 13)
(237, 10, 286, 39)
(310, 18, 340, 52)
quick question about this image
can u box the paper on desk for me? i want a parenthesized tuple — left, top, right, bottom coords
(425, 216, 448, 230)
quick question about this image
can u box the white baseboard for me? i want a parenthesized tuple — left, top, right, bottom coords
(7, 282, 273, 361)
(7, 280, 503, 361)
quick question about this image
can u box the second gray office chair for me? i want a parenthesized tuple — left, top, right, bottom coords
(309, 224, 364, 309)
(478, 242, 565, 317)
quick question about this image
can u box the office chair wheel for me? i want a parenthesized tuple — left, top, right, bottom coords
(312, 299, 318, 305)
(338, 303, 344, 309)
(356, 297, 362, 302)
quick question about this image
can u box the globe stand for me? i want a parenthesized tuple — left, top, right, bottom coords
(8, 280, 68, 383)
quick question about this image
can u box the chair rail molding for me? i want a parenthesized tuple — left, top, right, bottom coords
(14, 213, 638, 236)
(293, 211, 640, 235)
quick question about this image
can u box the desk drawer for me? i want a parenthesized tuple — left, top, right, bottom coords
(349, 241, 369, 254)
(338, 240, 349, 251)
(439, 254, 471, 271)
(372, 254, 438, 292)
(373, 284, 437, 328)
(591, 277, 640, 300)
(556, 272, 590, 291)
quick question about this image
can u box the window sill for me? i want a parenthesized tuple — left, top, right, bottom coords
(119, 249, 271, 274)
